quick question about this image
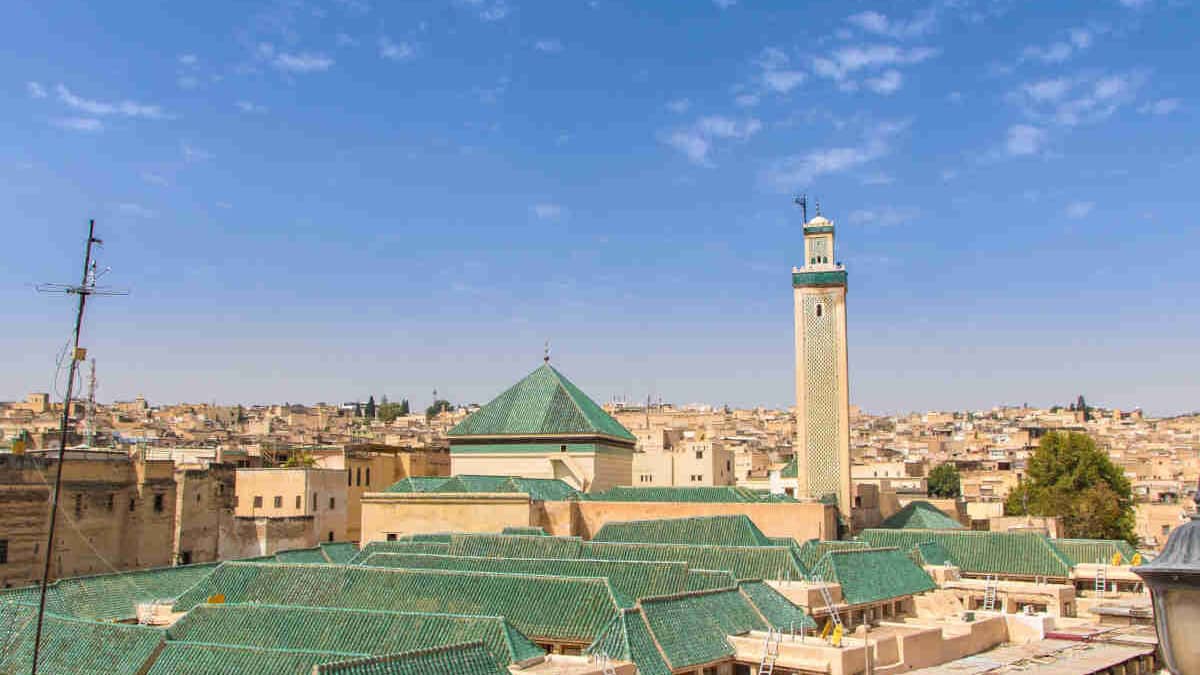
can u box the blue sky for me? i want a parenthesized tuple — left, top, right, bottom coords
(2, 0, 1197, 415)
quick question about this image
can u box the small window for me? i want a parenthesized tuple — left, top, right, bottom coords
(365, 468, 370, 486)
(387, 533, 398, 541)
(695, 451, 703, 460)
(105, 494, 114, 512)
(329, 497, 336, 509)
(179, 550, 192, 565)
(73, 494, 83, 519)
(0, 539, 8, 564)
(816, 304, 823, 317)
(273, 496, 282, 509)
(129, 497, 136, 512)
(328, 531, 334, 542)
(196, 492, 201, 503)
(295, 495, 301, 509)
(560, 445, 567, 452)
(253, 496, 263, 508)
(347, 470, 352, 486)
(1162, 525, 1171, 535)
(356, 468, 362, 487)
(313, 493, 318, 509)
(154, 494, 165, 513)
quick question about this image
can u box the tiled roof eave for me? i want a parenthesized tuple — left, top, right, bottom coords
(448, 432, 636, 446)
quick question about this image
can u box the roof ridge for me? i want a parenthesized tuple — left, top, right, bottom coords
(165, 640, 369, 658)
(636, 585, 741, 606)
(188, 602, 512, 622)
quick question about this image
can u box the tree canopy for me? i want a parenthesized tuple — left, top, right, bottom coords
(1005, 431, 1136, 545)
(928, 462, 961, 498)
(377, 399, 410, 422)
(425, 399, 453, 419)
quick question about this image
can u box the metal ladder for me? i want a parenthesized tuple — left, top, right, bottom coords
(758, 627, 781, 675)
(1095, 560, 1107, 600)
(982, 575, 998, 612)
(813, 573, 843, 630)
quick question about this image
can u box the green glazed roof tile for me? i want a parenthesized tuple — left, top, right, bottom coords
(146, 642, 366, 675)
(349, 541, 452, 564)
(358, 553, 690, 607)
(795, 540, 872, 571)
(637, 588, 767, 670)
(685, 569, 740, 592)
(583, 486, 796, 503)
(166, 603, 543, 666)
(0, 562, 221, 622)
(275, 547, 331, 564)
(501, 526, 549, 536)
(321, 542, 360, 564)
(858, 529, 1073, 579)
(383, 475, 580, 501)
(808, 548, 936, 606)
(0, 603, 165, 675)
(582, 542, 806, 581)
(912, 540, 957, 567)
(737, 581, 817, 630)
(879, 501, 965, 530)
(780, 457, 798, 478)
(173, 562, 622, 643)
(592, 515, 774, 547)
(313, 641, 509, 675)
(1049, 539, 1139, 566)
(383, 477, 455, 493)
(586, 609, 671, 675)
(448, 533, 584, 559)
(448, 364, 635, 442)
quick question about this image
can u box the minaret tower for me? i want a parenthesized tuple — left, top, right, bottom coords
(792, 203, 852, 521)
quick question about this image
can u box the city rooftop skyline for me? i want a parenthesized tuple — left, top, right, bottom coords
(2, 0, 1197, 416)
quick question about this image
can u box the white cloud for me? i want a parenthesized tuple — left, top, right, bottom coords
(848, 206, 920, 227)
(865, 69, 903, 95)
(534, 39, 563, 54)
(1005, 124, 1046, 156)
(664, 115, 762, 167)
(1012, 72, 1142, 127)
(261, 44, 333, 73)
(1064, 201, 1095, 219)
(713, 0, 736, 8)
(379, 37, 415, 61)
(1139, 98, 1180, 116)
(56, 84, 165, 119)
(755, 47, 807, 95)
(53, 117, 102, 132)
(1118, 0, 1151, 7)
(236, 100, 268, 114)
(812, 45, 938, 83)
(182, 143, 213, 162)
(116, 202, 156, 218)
(761, 120, 907, 189)
(531, 203, 565, 220)
(666, 99, 691, 114)
(141, 172, 168, 186)
(27, 81, 47, 98)
(846, 9, 936, 39)
(460, 0, 510, 21)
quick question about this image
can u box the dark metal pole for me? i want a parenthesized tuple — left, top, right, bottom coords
(31, 219, 97, 675)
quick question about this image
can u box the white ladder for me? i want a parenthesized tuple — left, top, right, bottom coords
(1095, 560, 1107, 600)
(813, 573, 843, 630)
(982, 575, 998, 612)
(758, 627, 781, 675)
(596, 651, 617, 675)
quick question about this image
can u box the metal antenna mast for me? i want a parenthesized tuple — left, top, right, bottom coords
(794, 194, 808, 223)
(84, 358, 97, 448)
(30, 219, 126, 675)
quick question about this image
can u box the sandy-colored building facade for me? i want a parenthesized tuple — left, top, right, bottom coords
(229, 467, 348, 557)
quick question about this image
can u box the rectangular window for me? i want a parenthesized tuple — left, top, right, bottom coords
(329, 497, 335, 509)
(105, 494, 114, 512)
(253, 496, 263, 508)
(295, 495, 301, 509)
(0, 539, 7, 564)
(273, 496, 282, 508)
(1162, 525, 1171, 535)
(129, 497, 136, 512)
(695, 451, 703, 460)
(347, 470, 352, 486)
(365, 468, 370, 486)
(73, 494, 83, 519)
(153, 494, 165, 513)
(386, 533, 397, 541)
(356, 468, 361, 487)
(312, 493, 318, 510)
(179, 550, 192, 565)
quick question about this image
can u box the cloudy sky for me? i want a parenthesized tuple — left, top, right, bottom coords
(2, 0, 1196, 415)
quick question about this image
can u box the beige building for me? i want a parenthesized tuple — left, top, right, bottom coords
(792, 212, 853, 517)
(230, 467, 347, 557)
(631, 442, 735, 487)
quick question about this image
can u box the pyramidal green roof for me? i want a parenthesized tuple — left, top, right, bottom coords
(448, 364, 635, 442)
(879, 501, 965, 530)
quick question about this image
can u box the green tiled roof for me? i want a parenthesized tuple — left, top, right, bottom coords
(582, 542, 807, 581)
(809, 548, 936, 606)
(685, 569, 740, 591)
(795, 539, 871, 571)
(586, 610, 672, 675)
(638, 589, 766, 670)
(592, 515, 774, 547)
(358, 553, 690, 607)
(583, 486, 796, 503)
(383, 475, 580, 501)
(146, 642, 365, 675)
(173, 562, 622, 643)
(0, 562, 221, 621)
(166, 604, 543, 666)
(384, 477, 454, 493)
(448, 533, 584, 559)
(858, 530, 1074, 579)
(501, 526, 548, 536)
(738, 581, 817, 631)
(314, 642, 509, 675)
(321, 542, 360, 564)
(780, 457, 798, 478)
(879, 501, 965, 530)
(1050, 539, 1139, 566)
(349, 541, 452, 564)
(912, 540, 957, 567)
(0, 603, 165, 675)
(275, 547, 331, 563)
(447, 364, 636, 442)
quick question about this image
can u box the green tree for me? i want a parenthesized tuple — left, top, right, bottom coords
(426, 399, 453, 420)
(928, 462, 961, 498)
(1005, 431, 1135, 545)
(365, 395, 377, 419)
(399, 398, 410, 415)
(377, 402, 406, 422)
(283, 452, 316, 468)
